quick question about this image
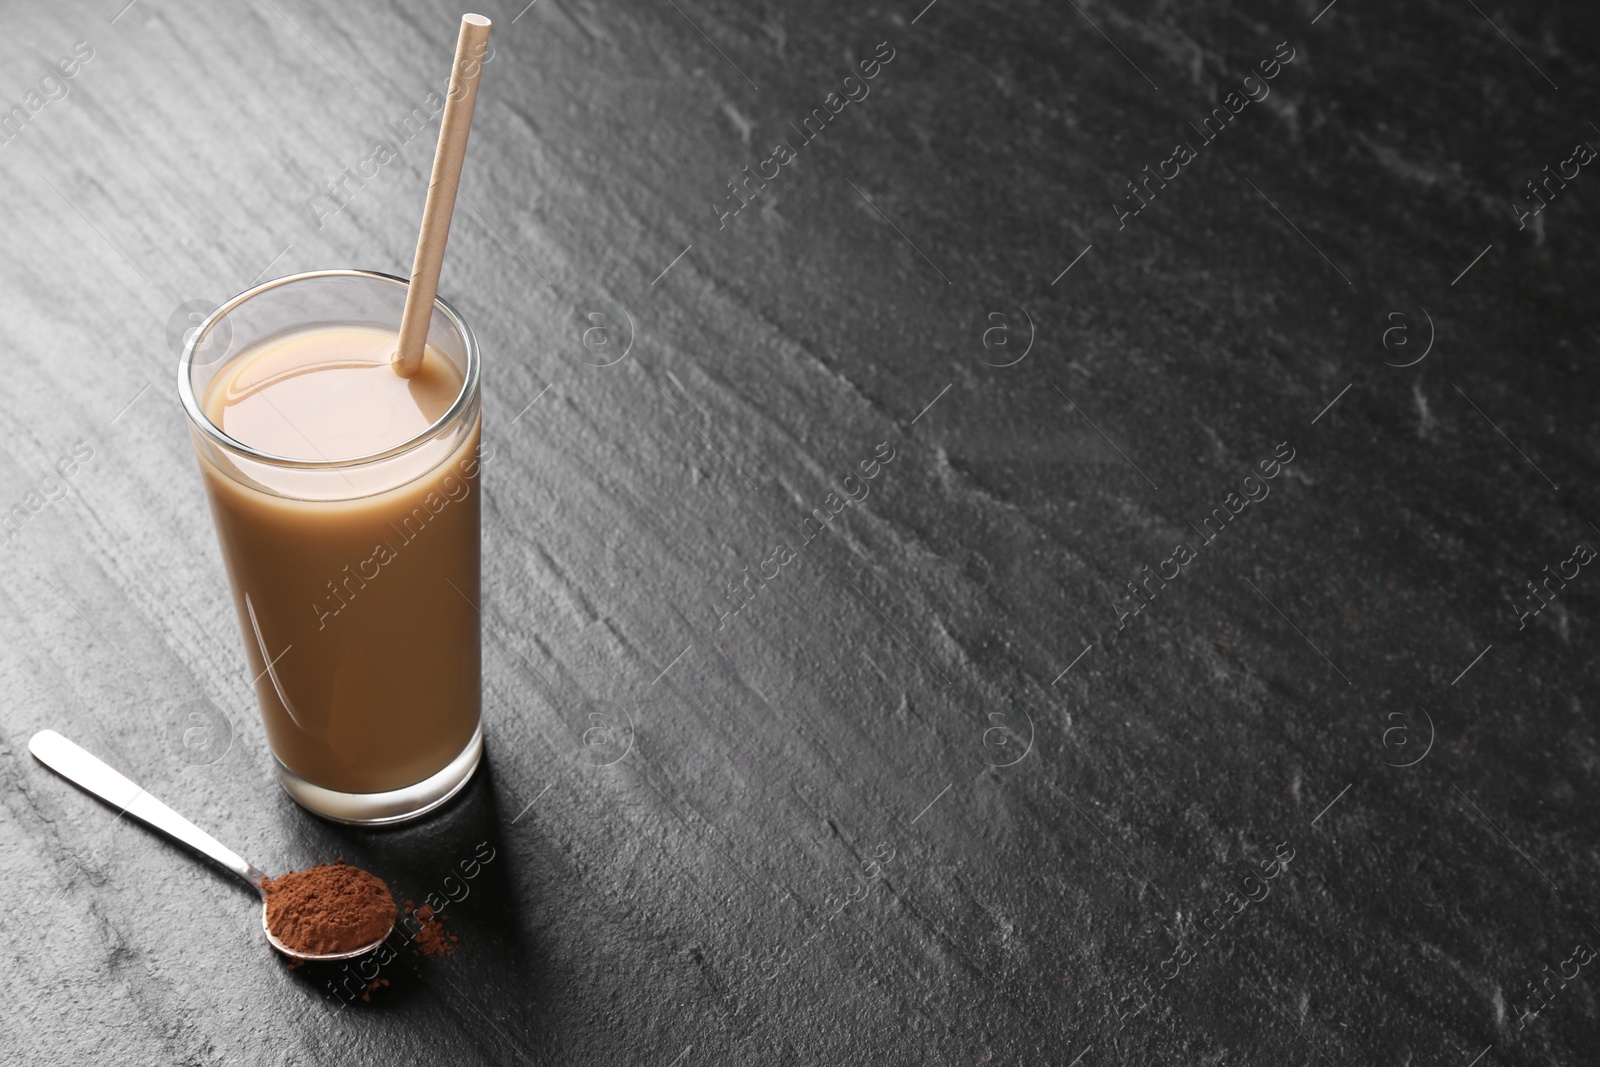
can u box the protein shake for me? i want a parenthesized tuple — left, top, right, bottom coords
(181, 271, 484, 823)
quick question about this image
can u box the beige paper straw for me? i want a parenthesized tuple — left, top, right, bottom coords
(393, 13, 492, 378)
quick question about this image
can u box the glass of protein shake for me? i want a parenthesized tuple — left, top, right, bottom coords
(178, 269, 483, 824)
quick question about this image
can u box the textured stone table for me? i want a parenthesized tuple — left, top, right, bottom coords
(2, 0, 1597, 1062)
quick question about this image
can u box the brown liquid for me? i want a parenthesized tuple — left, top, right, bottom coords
(197, 325, 480, 794)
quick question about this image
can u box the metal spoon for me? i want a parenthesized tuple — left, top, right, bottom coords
(28, 729, 393, 961)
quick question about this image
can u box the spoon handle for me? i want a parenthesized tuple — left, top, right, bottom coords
(29, 730, 268, 891)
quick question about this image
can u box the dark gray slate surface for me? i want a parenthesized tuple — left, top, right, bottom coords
(2, 0, 1598, 1062)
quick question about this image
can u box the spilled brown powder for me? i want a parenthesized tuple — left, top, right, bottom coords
(406, 900, 460, 957)
(262, 860, 396, 956)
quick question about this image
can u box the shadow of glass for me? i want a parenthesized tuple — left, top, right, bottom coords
(274, 749, 546, 1019)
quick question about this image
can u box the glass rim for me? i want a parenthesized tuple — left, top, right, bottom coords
(176, 268, 480, 470)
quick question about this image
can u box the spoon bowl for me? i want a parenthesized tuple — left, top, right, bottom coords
(261, 902, 389, 961)
(29, 730, 395, 962)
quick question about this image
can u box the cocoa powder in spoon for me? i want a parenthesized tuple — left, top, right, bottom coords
(261, 860, 396, 956)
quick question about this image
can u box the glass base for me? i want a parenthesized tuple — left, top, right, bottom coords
(274, 725, 483, 825)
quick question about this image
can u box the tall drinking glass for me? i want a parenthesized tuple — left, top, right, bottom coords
(178, 269, 483, 825)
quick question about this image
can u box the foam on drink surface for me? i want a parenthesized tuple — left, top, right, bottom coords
(204, 326, 460, 460)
